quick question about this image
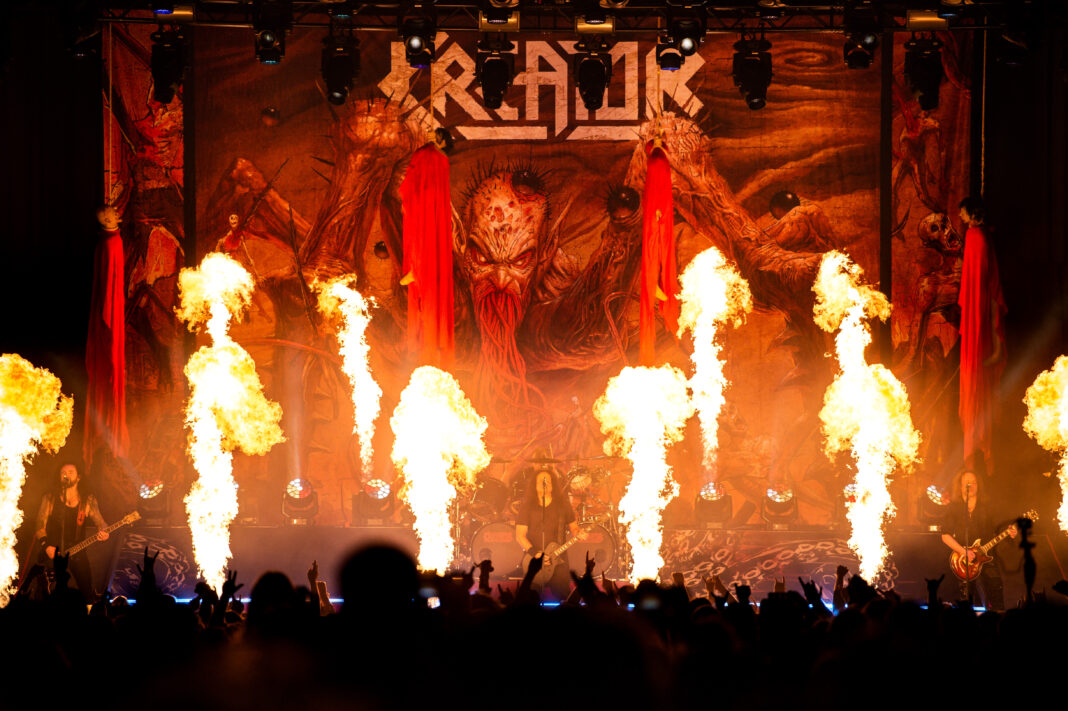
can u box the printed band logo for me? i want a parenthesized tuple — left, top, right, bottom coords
(379, 35, 705, 141)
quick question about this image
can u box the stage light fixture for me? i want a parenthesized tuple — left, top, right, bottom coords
(353, 478, 396, 526)
(575, 36, 613, 111)
(761, 485, 797, 529)
(322, 0, 355, 20)
(283, 477, 319, 525)
(842, 0, 879, 69)
(252, 0, 292, 65)
(756, 0, 785, 21)
(401, 10, 437, 69)
(138, 479, 170, 524)
(322, 31, 359, 105)
(481, 0, 520, 27)
(476, 35, 515, 110)
(695, 482, 732, 529)
(656, 38, 683, 72)
(150, 27, 186, 104)
(918, 484, 950, 531)
(904, 34, 944, 111)
(732, 36, 773, 110)
(576, 0, 609, 26)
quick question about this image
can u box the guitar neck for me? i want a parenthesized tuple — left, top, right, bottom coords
(62, 515, 138, 556)
(979, 529, 1011, 554)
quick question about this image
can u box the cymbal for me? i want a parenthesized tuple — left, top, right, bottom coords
(526, 456, 563, 464)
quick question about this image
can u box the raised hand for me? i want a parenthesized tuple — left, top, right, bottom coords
(221, 570, 243, 600)
(307, 560, 319, 587)
(836, 565, 849, 580)
(497, 583, 515, 606)
(477, 559, 493, 592)
(798, 577, 823, 605)
(460, 565, 475, 592)
(774, 577, 786, 594)
(585, 552, 597, 577)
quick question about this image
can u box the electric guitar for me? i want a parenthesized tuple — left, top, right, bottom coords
(521, 516, 606, 586)
(949, 509, 1037, 582)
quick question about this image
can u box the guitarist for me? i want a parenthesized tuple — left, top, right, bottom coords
(940, 468, 1016, 610)
(33, 463, 110, 601)
(515, 463, 586, 601)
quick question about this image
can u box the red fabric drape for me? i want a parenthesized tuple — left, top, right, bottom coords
(85, 227, 128, 461)
(639, 142, 680, 366)
(958, 224, 1006, 471)
(400, 142, 455, 370)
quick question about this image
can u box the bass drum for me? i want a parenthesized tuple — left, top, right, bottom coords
(470, 522, 524, 576)
(571, 524, 616, 574)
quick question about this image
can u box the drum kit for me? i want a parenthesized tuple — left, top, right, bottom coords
(461, 455, 627, 577)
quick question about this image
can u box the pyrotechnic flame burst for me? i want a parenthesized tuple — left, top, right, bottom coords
(1023, 356, 1068, 531)
(594, 365, 694, 582)
(677, 246, 752, 472)
(0, 355, 72, 606)
(391, 366, 490, 573)
(178, 253, 284, 593)
(814, 252, 919, 581)
(315, 276, 381, 477)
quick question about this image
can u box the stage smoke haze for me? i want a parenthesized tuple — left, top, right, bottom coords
(677, 246, 752, 473)
(594, 365, 693, 583)
(316, 276, 381, 477)
(390, 366, 490, 573)
(178, 253, 285, 593)
(0, 355, 72, 606)
(814, 251, 920, 582)
(1023, 355, 1068, 532)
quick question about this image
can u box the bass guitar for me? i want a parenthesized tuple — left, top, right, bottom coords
(55, 511, 141, 559)
(949, 509, 1037, 582)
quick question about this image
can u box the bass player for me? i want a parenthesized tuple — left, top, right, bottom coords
(34, 463, 110, 601)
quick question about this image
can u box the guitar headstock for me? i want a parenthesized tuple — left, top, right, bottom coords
(123, 511, 142, 525)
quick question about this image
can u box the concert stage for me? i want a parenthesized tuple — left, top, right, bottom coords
(93, 524, 1067, 604)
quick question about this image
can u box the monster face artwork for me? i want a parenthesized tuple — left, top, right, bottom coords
(457, 168, 551, 418)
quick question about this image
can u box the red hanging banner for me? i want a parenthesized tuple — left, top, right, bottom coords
(400, 141, 455, 370)
(639, 142, 680, 366)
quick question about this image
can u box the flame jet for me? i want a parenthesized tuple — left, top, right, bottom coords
(391, 366, 490, 573)
(177, 253, 284, 593)
(0, 355, 72, 606)
(677, 246, 753, 473)
(1023, 356, 1068, 531)
(594, 365, 693, 582)
(814, 252, 920, 581)
(316, 276, 381, 476)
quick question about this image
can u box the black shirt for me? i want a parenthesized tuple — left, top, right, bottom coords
(944, 500, 998, 548)
(516, 495, 575, 552)
(46, 501, 84, 552)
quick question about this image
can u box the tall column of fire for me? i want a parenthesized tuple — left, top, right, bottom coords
(594, 366, 693, 582)
(677, 246, 753, 474)
(0, 355, 72, 605)
(391, 366, 490, 573)
(814, 252, 920, 581)
(177, 253, 285, 593)
(1023, 356, 1068, 531)
(316, 276, 381, 476)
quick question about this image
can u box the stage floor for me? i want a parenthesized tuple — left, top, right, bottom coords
(86, 524, 1068, 604)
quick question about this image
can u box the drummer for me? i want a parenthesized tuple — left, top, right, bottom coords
(514, 449, 585, 600)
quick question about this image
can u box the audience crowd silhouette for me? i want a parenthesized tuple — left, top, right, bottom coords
(4, 538, 1066, 710)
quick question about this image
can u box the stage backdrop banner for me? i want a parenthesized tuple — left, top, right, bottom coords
(106, 28, 976, 530)
(182, 29, 885, 528)
(889, 33, 973, 511)
(101, 23, 188, 520)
